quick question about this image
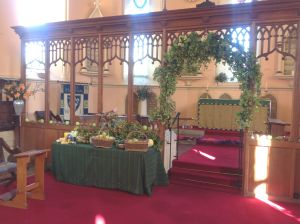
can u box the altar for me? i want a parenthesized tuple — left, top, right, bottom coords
(51, 143, 168, 195)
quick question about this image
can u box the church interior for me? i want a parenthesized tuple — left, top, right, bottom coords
(0, 0, 300, 223)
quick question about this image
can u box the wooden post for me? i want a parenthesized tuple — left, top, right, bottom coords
(127, 33, 134, 122)
(44, 40, 50, 127)
(160, 28, 168, 162)
(250, 22, 257, 56)
(70, 37, 75, 125)
(98, 34, 104, 115)
(19, 39, 26, 149)
(290, 20, 300, 139)
(242, 130, 250, 196)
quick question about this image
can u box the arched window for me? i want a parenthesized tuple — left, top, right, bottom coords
(123, 1, 160, 85)
(124, 0, 150, 15)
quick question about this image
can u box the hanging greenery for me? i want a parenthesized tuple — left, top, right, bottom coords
(151, 32, 262, 129)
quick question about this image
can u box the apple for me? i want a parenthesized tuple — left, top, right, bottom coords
(148, 139, 154, 147)
(142, 125, 148, 131)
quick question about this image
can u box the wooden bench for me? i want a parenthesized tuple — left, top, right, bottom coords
(0, 149, 50, 209)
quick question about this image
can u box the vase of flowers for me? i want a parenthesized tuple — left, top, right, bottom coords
(13, 100, 25, 116)
(4, 82, 33, 115)
(136, 86, 152, 116)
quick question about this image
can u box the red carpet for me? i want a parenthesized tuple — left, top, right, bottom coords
(1, 172, 300, 224)
(178, 145, 240, 170)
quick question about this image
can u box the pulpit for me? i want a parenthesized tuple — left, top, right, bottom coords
(268, 118, 290, 137)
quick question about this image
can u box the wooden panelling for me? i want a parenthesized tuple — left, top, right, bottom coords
(268, 148, 294, 197)
(21, 126, 45, 150)
(245, 137, 300, 202)
(295, 150, 300, 194)
(0, 102, 18, 132)
(20, 125, 72, 151)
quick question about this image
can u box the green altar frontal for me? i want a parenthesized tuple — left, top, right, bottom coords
(51, 143, 168, 195)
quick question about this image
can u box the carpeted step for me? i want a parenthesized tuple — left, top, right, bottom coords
(169, 178, 242, 194)
(172, 159, 242, 175)
(169, 167, 242, 189)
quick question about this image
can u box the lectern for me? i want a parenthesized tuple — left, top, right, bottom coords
(268, 118, 290, 137)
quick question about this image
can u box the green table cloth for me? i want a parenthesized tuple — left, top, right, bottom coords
(51, 143, 168, 195)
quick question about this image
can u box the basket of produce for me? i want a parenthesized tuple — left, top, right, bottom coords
(117, 143, 125, 149)
(124, 131, 149, 152)
(76, 135, 90, 144)
(90, 132, 115, 148)
(76, 125, 99, 144)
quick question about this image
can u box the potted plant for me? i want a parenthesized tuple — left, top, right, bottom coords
(136, 85, 152, 116)
(215, 72, 228, 84)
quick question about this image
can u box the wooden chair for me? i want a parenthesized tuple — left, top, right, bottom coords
(0, 138, 20, 186)
(0, 146, 50, 209)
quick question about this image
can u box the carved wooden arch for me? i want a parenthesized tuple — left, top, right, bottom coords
(261, 93, 277, 118)
(219, 93, 232, 99)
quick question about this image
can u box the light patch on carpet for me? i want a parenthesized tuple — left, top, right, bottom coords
(256, 194, 300, 223)
(95, 214, 106, 224)
(193, 149, 216, 160)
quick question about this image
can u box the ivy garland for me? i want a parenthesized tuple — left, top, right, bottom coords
(151, 32, 262, 129)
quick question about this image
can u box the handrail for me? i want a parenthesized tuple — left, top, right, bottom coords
(167, 112, 181, 166)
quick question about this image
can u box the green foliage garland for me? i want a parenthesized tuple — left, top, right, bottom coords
(151, 32, 261, 129)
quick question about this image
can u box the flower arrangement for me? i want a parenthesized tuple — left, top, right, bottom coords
(4, 82, 33, 101)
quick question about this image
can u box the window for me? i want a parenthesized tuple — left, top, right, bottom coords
(216, 27, 250, 82)
(124, 0, 150, 15)
(123, 0, 158, 85)
(280, 31, 296, 77)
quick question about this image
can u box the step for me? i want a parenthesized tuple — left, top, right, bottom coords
(169, 167, 242, 188)
(172, 159, 242, 175)
(170, 178, 242, 194)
